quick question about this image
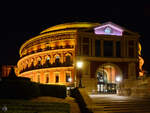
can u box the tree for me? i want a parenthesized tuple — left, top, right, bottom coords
(8, 67, 17, 78)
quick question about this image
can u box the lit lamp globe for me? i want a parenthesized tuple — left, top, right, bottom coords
(77, 61, 83, 68)
(68, 78, 72, 82)
(116, 76, 121, 82)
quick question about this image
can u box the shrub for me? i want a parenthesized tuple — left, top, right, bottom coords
(39, 84, 66, 98)
(0, 78, 40, 99)
(0, 77, 66, 99)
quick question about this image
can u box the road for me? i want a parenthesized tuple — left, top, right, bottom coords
(89, 94, 150, 113)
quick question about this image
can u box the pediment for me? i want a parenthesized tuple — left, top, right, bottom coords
(94, 22, 140, 37)
(94, 22, 124, 36)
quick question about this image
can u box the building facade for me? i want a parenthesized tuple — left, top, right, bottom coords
(17, 22, 144, 92)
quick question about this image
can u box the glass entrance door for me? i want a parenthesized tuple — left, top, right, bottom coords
(97, 71, 116, 94)
(97, 72, 107, 93)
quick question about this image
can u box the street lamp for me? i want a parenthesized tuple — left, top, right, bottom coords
(77, 61, 83, 68)
(116, 76, 121, 82)
(116, 76, 122, 94)
(77, 61, 83, 88)
(68, 78, 72, 82)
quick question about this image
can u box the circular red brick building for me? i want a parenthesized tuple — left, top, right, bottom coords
(17, 22, 144, 92)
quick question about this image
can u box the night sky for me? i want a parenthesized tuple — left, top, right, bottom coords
(2, 2, 150, 71)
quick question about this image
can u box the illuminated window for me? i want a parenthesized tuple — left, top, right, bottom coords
(45, 73, 49, 83)
(37, 74, 40, 83)
(66, 72, 71, 82)
(55, 73, 59, 83)
(55, 56, 60, 66)
(47, 56, 50, 61)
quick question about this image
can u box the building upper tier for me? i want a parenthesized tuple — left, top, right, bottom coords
(19, 22, 140, 57)
(19, 22, 100, 57)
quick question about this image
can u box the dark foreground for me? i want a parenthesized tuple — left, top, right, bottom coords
(0, 99, 70, 113)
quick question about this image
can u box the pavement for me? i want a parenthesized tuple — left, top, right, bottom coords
(89, 94, 150, 113)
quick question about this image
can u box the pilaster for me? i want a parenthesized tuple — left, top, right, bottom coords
(92, 38, 95, 56)
(113, 40, 116, 57)
(101, 40, 104, 57)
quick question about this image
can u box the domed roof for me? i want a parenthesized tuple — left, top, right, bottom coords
(40, 22, 100, 34)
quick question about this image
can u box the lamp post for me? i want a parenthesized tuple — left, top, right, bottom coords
(116, 76, 122, 94)
(77, 61, 83, 88)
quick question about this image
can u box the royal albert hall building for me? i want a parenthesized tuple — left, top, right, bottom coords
(17, 22, 144, 92)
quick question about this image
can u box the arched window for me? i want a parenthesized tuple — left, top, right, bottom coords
(44, 56, 51, 67)
(36, 57, 42, 68)
(46, 56, 50, 61)
(66, 55, 71, 66)
(55, 56, 60, 66)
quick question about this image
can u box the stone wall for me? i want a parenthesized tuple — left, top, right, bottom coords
(81, 77, 97, 93)
(118, 77, 150, 97)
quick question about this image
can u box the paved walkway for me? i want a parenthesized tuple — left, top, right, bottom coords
(89, 94, 150, 113)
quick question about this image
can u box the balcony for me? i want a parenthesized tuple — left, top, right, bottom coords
(19, 61, 73, 74)
(21, 45, 74, 58)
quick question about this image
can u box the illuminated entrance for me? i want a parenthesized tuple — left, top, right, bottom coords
(96, 63, 122, 94)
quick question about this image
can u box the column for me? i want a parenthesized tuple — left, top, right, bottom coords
(61, 52, 64, 64)
(100, 40, 104, 57)
(134, 41, 137, 57)
(113, 40, 116, 57)
(121, 36, 126, 57)
(92, 38, 95, 56)
(89, 38, 92, 56)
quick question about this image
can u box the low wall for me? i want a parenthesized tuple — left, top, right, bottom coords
(119, 77, 150, 97)
(70, 88, 94, 113)
(78, 88, 95, 113)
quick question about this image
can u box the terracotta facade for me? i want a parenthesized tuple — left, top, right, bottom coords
(17, 22, 143, 91)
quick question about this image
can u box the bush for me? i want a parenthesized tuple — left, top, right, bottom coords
(39, 84, 66, 98)
(0, 77, 66, 99)
(1, 77, 30, 81)
(0, 78, 40, 99)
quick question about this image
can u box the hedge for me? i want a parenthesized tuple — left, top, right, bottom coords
(0, 77, 67, 99)
(0, 78, 40, 99)
(39, 84, 66, 98)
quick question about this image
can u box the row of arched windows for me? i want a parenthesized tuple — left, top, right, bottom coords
(21, 43, 74, 58)
(19, 53, 73, 73)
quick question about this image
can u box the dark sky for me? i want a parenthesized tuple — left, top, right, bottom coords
(2, 2, 150, 70)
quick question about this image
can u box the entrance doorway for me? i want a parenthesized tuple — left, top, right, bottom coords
(96, 63, 122, 94)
